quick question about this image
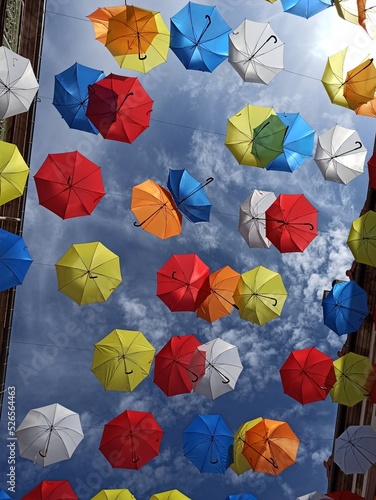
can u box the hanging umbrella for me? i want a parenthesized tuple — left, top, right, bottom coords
(326, 492, 365, 500)
(167, 169, 213, 223)
(265, 194, 318, 253)
(347, 210, 376, 267)
(52, 62, 105, 134)
(241, 418, 300, 476)
(233, 266, 288, 325)
(279, 347, 336, 404)
(225, 495, 258, 500)
(99, 410, 163, 469)
(153, 334, 201, 396)
(0, 46, 39, 120)
(334, 425, 376, 474)
(21, 481, 78, 500)
(333, 0, 376, 38)
(105, 6, 170, 73)
(34, 151, 105, 219)
(91, 329, 155, 392)
(150, 491, 191, 500)
(156, 253, 210, 311)
(322, 281, 368, 336)
(0, 228, 32, 292)
(170, 2, 231, 72)
(55, 241, 122, 305)
(90, 489, 136, 500)
(281, 0, 332, 17)
(86, 74, 153, 143)
(188, 338, 243, 400)
(16, 403, 84, 467)
(330, 352, 376, 406)
(131, 179, 182, 240)
(231, 417, 263, 476)
(333, 0, 359, 24)
(87, 6, 127, 44)
(196, 266, 240, 323)
(314, 124, 367, 184)
(183, 414, 233, 473)
(266, 113, 315, 172)
(238, 189, 276, 248)
(0, 140, 29, 206)
(367, 151, 376, 189)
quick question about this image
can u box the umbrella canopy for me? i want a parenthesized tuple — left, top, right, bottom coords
(0, 46, 39, 119)
(333, 0, 359, 23)
(330, 352, 376, 406)
(34, 151, 105, 219)
(266, 113, 315, 172)
(150, 491, 190, 500)
(314, 124, 367, 184)
(334, 425, 376, 474)
(170, 2, 231, 72)
(231, 417, 263, 476)
(99, 410, 163, 469)
(86, 74, 153, 143)
(368, 151, 376, 189)
(228, 20, 284, 84)
(265, 194, 318, 253)
(52, 62, 105, 134)
(241, 418, 300, 475)
(189, 338, 243, 400)
(153, 334, 201, 396)
(90, 489, 136, 500)
(21, 480, 78, 500)
(196, 266, 240, 323)
(279, 347, 336, 404)
(0, 490, 12, 500)
(167, 169, 213, 223)
(105, 6, 170, 73)
(183, 414, 233, 473)
(225, 104, 287, 167)
(91, 329, 155, 392)
(16, 403, 84, 467)
(0, 140, 29, 206)
(225, 495, 258, 500)
(233, 266, 288, 325)
(347, 210, 376, 267)
(156, 253, 210, 311)
(326, 492, 365, 500)
(55, 241, 122, 305)
(322, 281, 368, 336)
(238, 189, 276, 248)
(280, 0, 332, 17)
(87, 6, 127, 44)
(0, 228, 32, 292)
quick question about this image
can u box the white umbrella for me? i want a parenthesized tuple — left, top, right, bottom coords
(296, 493, 330, 500)
(16, 403, 84, 467)
(228, 20, 284, 84)
(188, 338, 243, 400)
(0, 46, 39, 120)
(239, 189, 276, 248)
(314, 124, 367, 184)
(334, 425, 376, 474)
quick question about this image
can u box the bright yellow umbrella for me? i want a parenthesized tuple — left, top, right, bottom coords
(231, 417, 262, 475)
(149, 491, 191, 500)
(0, 140, 29, 206)
(55, 242, 122, 305)
(87, 6, 127, 44)
(91, 490, 136, 500)
(233, 265, 288, 325)
(347, 210, 376, 267)
(91, 329, 155, 392)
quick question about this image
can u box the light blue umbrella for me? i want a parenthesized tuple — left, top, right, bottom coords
(0, 229, 32, 292)
(0, 490, 12, 500)
(280, 0, 332, 18)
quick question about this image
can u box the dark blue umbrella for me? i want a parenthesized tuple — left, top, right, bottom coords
(0, 229, 32, 292)
(225, 495, 258, 500)
(280, 0, 332, 18)
(183, 414, 233, 473)
(170, 2, 231, 72)
(167, 169, 213, 223)
(53, 62, 105, 134)
(322, 281, 368, 336)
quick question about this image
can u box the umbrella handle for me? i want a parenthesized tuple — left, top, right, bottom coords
(354, 141, 363, 151)
(270, 457, 278, 469)
(138, 53, 147, 60)
(210, 458, 219, 464)
(89, 275, 98, 279)
(125, 370, 133, 374)
(132, 456, 140, 463)
(221, 375, 230, 384)
(134, 221, 143, 227)
(39, 450, 47, 458)
(190, 373, 199, 383)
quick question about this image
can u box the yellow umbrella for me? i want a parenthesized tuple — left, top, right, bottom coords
(231, 417, 262, 475)
(347, 210, 376, 267)
(233, 265, 288, 325)
(91, 329, 155, 392)
(55, 242, 122, 305)
(91, 490, 136, 500)
(0, 140, 29, 206)
(87, 6, 127, 44)
(150, 491, 191, 500)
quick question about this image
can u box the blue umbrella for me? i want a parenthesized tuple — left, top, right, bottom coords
(0, 228, 32, 292)
(225, 495, 258, 500)
(53, 62, 105, 133)
(280, 0, 332, 18)
(170, 2, 231, 72)
(322, 281, 368, 336)
(167, 169, 213, 223)
(183, 414, 233, 473)
(266, 113, 315, 173)
(0, 490, 12, 500)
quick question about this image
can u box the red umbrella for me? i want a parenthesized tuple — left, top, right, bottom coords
(156, 253, 210, 312)
(326, 492, 365, 500)
(265, 194, 318, 252)
(21, 480, 77, 500)
(34, 151, 105, 219)
(99, 409, 163, 469)
(368, 152, 376, 190)
(279, 347, 336, 404)
(86, 74, 153, 143)
(153, 334, 201, 396)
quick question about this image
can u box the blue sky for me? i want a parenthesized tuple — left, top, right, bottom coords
(1, 0, 376, 499)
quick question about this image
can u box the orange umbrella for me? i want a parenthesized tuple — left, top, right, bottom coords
(131, 179, 182, 240)
(356, 96, 376, 117)
(241, 418, 300, 476)
(196, 266, 240, 323)
(87, 6, 127, 44)
(343, 57, 376, 109)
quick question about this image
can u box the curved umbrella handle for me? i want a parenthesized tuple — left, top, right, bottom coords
(190, 373, 199, 383)
(132, 456, 141, 463)
(210, 458, 219, 464)
(270, 457, 279, 469)
(138, 53, 147, 61)
(89, 275, 98, 279)
(134, 221, 143, 227)
(125, 370, 133, 375)
(39, 450, 47, 458)
(221, 374, 231, 384)
(354, 141, 363, 151)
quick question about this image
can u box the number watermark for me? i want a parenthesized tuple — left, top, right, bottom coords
(6, 386, 16, 493)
